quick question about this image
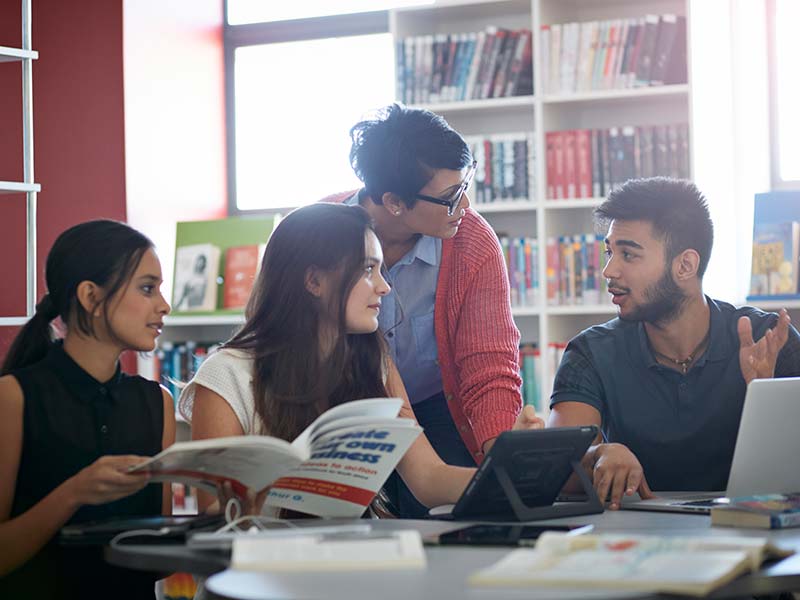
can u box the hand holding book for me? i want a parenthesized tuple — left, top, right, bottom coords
(129, 398, 422, 518)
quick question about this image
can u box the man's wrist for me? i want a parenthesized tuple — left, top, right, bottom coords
(584, 443, 605, 468)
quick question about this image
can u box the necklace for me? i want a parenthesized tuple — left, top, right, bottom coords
(651, 329, 711, 375)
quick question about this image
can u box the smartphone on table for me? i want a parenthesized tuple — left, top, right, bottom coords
(431, 523, 593, 547)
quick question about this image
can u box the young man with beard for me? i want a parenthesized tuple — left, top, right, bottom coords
(548, 177, 800, 509)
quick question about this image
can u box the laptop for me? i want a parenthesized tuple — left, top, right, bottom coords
(623, 377, 800, 514)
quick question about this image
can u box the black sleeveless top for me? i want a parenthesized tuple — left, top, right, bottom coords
(1, 342, 164, 599)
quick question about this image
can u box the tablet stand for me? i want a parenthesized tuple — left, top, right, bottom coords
(492, 459, 604, 521)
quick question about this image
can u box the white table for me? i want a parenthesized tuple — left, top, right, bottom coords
(198, 511, 800, 600)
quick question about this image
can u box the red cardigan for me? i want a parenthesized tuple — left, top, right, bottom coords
(322, 191, 523, 462)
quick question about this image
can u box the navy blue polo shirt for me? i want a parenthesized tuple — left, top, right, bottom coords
(551, 297, 800, 491)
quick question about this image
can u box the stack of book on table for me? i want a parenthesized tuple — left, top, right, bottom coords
(711, 493, 800, 530)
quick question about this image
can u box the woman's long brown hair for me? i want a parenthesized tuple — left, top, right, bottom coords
(225, 203, 388, 440)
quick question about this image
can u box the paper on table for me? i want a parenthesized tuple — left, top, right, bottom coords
(231, 529, 427, 572)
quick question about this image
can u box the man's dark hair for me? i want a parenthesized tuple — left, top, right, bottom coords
(349, 103, 472, 208)
(594, 177, 714, 278)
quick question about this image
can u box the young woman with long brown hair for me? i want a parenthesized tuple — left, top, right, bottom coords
(179, 202, 499, 514)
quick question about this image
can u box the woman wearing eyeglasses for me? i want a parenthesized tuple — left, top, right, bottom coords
(322, 103, 543, 518)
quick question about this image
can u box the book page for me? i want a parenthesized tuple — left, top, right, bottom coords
(231, 530, 426, 571)
(470, 532, 791, 596)
(291, 397, 403, 455)
(308, 414, 418, 444)
(470, 547, 750, 596)
(267, 419, 422, 517)
(131, 436, 300, 494)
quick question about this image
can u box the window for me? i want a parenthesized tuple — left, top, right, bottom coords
(225, 4, 426, 212)
(768, 0, 800, 188)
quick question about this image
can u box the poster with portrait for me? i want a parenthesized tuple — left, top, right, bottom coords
(172, 243, 220, 312)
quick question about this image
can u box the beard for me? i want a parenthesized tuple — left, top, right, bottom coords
(616, 266, 688, 325)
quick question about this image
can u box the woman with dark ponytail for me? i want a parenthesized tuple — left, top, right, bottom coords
(0, 219, 174, 599)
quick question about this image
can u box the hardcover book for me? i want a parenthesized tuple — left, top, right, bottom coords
(711, 493, 800, 529)
(172, 243, 221, 312)
(222, 244, 266, 310)
(749, 221, 800, 297)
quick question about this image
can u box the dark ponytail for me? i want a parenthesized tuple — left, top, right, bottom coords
(1, 295, 60, 375)
(1, 220, 153, 375)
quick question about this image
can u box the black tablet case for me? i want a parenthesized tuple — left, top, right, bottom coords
(450, 426, 603, 521)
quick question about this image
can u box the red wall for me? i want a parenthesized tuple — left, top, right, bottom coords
(0, 0, 128, 358)
(0, 0, 227, 367)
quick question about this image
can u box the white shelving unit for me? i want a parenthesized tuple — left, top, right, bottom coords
(393, 0, 692, 410)
(0, 0, 40, 327)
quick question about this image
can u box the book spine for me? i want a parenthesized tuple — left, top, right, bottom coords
(664, 16, 688, 85)
(553, 131, 566, 199)
(649, 14, 678, 86)
(464, 30, 486, 101)
(591, 129, 601, 198)
(774, 512, 800, 528)
(546, 237, 559, 305)
(540, 25, 550, 94)
(576, 129, 592, 199)
(563, 130, 577, 199)
(635, 14, 661, 86)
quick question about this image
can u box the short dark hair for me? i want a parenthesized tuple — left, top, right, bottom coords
(594, 177, 714, 278)
(349, 103, 472, 208)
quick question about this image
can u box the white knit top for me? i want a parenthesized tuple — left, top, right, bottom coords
(179, 347, 399, 435)
(178, 347, 265, 435)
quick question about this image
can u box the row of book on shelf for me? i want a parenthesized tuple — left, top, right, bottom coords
(465, 133, 534, 204)
(393, 12, 687, 105)
(546, 123, 690, 200)
(498, 234, 611, 308)
(396, 26, 533, 105)
(541, 14, 687, 95)
(172, 242, 265, 312)
(460, 122, 689, 204)
(155, 341, 218, 406)
(519, 342, 566, 415)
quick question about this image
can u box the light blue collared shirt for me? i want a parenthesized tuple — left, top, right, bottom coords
(346, 192, 443, 404)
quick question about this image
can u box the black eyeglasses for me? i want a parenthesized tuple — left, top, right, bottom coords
(415, 160, 478, 217)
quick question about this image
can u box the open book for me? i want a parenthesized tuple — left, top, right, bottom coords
(469, 532, 793, 597)
(130, 398, 422, 517)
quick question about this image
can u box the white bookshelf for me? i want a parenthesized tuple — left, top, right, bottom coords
(474, 200, 537, 213)
(391, 0, 692, 410)
(413, 94, 535, 113)
(540, 83, 689, 104)
(164, 314, 245, 327)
